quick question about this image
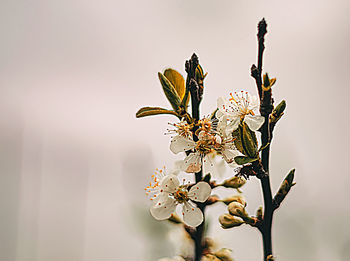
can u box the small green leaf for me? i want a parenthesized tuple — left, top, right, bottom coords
(234, 156, 258, 165)
(158, 72, 181, 111)
(242, 122, 258, 158)
(136, 107, 179, 118)
(232, 127, 245, 155)
(164, 68, 185, 99)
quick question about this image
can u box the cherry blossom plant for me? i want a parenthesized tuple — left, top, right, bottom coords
(136, 19, 295, 261)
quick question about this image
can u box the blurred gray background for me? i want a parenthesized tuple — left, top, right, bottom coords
(0, 0, 349, 260)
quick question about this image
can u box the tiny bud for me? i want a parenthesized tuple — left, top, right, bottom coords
(222, 176, 246, 189)
(263, 73, 270, 88)
(270, 100, 286, 124)
(273, 169, 295, 209)
(214, 248, 233, 261)
(228, 202, 248, 217)
(263, 73, 276, 91)
(266, 255, 275, 261)
(256, 206, 263, 220)
(202, 254, 221, 261)
(203, 237, 216, 250)
(206, 195, 220, 205)
(221, 195, 246, 206)
(219, 213, 244, 229)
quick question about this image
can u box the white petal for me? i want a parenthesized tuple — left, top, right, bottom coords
(160, 174, 179, 193)
(245, 115, 265, 131)
(150, 197, 177, 220)
(217, 97, 227, 110)
(183, 152, 202, 173)
(170, 135, 195, 154)
(215, 109, 225, 119)
(222, 148, 239, 164)
(228, 117, 240, 131)
(202, 154, 215, 174)
(182, 201, 203, 227)
(249, 95, 259, 110)
(188, 181, 211, 203)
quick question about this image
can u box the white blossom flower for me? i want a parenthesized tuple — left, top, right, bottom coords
(170, 118, 239, 173)
(147, 172, 211, 227)
(216, 91, 265, 131)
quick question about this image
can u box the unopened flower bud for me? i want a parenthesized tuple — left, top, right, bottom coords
(201, 254, 220, 261)
(263, 73, 276, 91)
(256, 206, 263, 220)
(219, 213, 244, 229)
(214, 248, 233, 261)
(228, 202, 247, 217)
(222, 176, 246, 189)
(270, 100, 286, 124)
(221, 195, 246, 206)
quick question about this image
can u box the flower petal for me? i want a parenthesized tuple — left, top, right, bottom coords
(150, 197, 177, 220)
(170, 135, 195, 154)
(182, 201, 203, 227)
(228, 117, 240, 131)
(183, 152, 202, 173)
(188, 181, 211, 203)
(217, 97, 227, 110)
(222, 148, 239, 164)
(160, 174, 179, 193)
(245, 115, 265, 131)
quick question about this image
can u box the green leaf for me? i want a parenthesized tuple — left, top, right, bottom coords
(242, 122, 258, 158)
(234, 156, 258, 165)
(232, 123, 258, 158)
(136, 107, 179, 118)
(164, 68, 190, 108)
(232, 127, 245, 155)
(158, 72, 181, 111)
(164, 69, 185, 99)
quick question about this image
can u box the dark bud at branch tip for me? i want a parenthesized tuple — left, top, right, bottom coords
(258, 18, 267, 38)
(251, 64, 259, 77)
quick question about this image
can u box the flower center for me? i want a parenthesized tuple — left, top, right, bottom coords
(229, 91, 255, 118)
(167, 121, 193, 137)
(172, 187, 189, 203)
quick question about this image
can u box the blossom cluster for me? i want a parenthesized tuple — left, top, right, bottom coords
(144, 91, 264, 227)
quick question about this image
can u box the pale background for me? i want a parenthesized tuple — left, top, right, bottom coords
(0, 0, 349, 260)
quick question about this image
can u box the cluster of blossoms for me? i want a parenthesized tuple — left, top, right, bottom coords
(169, 91, 264, 174)
(138, 26, 292, 261)
(145, 91, 264, 228)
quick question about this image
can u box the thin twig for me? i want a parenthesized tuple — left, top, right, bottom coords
(186, 53, 206, 261)
(251, 18, 275, 260)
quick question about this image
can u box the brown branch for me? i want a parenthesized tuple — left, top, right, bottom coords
(250, 18, 275, 260)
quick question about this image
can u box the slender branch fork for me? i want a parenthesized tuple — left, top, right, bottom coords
(251, 18, 276, 260)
